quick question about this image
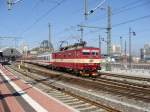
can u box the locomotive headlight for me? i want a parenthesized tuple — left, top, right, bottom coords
(89, 59, 93, 62)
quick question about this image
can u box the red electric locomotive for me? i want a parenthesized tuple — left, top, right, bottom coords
(51, 41, 101, 76)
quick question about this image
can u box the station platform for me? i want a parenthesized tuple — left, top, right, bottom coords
(0, 64, 77, 112)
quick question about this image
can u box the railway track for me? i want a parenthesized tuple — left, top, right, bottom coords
(6, 65, 120, 112)
(12, 63, 150, 103)
(94, 78, 150, 102)
(97, 77, 150, 88)
(99, 72, 150, 82)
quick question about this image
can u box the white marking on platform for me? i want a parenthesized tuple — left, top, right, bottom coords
(7, 67, 78, 112)
(0, 69, 48, 112)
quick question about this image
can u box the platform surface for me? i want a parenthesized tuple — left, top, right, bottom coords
(0, 64, 77, 112)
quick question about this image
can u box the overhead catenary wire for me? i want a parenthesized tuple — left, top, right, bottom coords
(49, 0, 150, 45)
(83, 14, 150, 37)
(112, 14, 150, 28)
(88, 0, 149, 23)
(79, 1, 150, 37)
(112, 0, 142, 13)
(32, 0, 60, 13)
(21, 0, 67, 36)
(32, 0, 44, 10)
(55, 0, 102, 37)
(56, 0, 148, 39)
(112, 1, 150, 16)
(112, 28, 150, 37)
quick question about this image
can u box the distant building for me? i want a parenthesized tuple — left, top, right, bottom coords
(140, 48, 144, 60)
(111, 45, 121, 61)
(140, 44, 150, 62)
(40, 40, 54, 52)
(112, 45, 121, 56)
(40, 40, 49, 48)
(132, 57, 140, 63)
(28, 40, 54, 57)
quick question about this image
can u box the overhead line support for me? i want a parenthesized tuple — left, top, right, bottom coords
(107, 5, 112, 59)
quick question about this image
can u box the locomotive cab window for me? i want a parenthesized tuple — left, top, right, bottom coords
(92, 52, 98, 55)
(91, 50, 99, 56)
(82, 50, 90, 55)
(83, 52, 90, 55)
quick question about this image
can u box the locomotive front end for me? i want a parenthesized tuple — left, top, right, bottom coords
(81, 48, 101, 76)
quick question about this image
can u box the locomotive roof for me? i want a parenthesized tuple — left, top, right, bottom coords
(57, 41, 99, 52)
(53, 46, 99, 53)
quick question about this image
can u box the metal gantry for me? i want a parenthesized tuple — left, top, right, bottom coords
(77, 24, 106, 43)
(84, 0, 112, 71)
(48, 23, 54, 51)
(120, 36, 123, 57)
(107, 6, 112, 60)
(77, 25, 84, 42)
(129, 27, 136, 69)
(0, 36, 18, 48)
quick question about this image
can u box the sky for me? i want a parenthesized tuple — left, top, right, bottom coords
(0, 0, 150, 56)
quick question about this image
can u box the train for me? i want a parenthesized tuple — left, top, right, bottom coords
(26, 41, 101, 76)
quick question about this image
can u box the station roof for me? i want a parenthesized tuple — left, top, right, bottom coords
(0, 47, 22, 57)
